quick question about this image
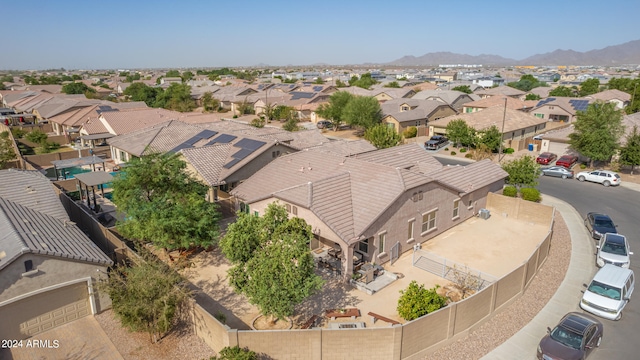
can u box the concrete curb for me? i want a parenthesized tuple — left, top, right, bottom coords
(481, 195, 597, 360)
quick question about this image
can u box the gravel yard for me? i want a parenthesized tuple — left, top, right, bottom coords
(425, 214, 571, 360)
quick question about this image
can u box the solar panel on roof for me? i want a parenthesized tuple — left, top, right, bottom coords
(313, 86, 323, 92)
(536, 97, 556, 107)
(169, 143, 193, 153)
(223, 158, 242, 169)
(232, 148, 253, 160)
(205, 133, 237, 145)
(197, 129, 218, 139)
(234, 138, 266, 151)
(569, 99, 589, 111)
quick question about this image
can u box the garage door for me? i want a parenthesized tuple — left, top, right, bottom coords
(0, 282, 90, 340)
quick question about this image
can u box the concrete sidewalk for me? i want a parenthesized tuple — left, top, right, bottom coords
(481, 195, 597, 360)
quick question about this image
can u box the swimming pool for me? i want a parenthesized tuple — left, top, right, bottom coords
(45, 167, 119, 184)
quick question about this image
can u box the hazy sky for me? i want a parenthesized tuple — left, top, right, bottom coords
(2, 0, 638, 70)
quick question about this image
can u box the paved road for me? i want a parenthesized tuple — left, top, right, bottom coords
(538, 175, 640, 360)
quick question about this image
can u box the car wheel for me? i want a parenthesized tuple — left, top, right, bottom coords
(596, 335, 602, 347)
(578, 176, 585, 182)
(562, 174, 567, 179)
(603, 181, 610, 187)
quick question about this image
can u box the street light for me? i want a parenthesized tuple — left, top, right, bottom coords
(498, 97, 508, 162)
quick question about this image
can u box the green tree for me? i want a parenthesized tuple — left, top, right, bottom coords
(568, 102, 624, 167)
(607, 77, 640, 114)
(313, 77, 324, 84)
(220, 212, 263, 264)
(579, 78, 600, 97)
(201, 92, 220, 112)
(282, 117, 300, 131)
(452, 85, 472, 94)
(227, 204, 323, 323)
(111, 152, 220, 251)
(125, 73, 141, 82)
(25, 129, 48, 144)
(549, 86, 577, 97)
(342, 96, 382, 129)
(154, 83, 195, 112)
(181, 71, 194, 83)
(61, 82, 95, 95)
(315, 91, 354, 131)
(397, 281, 447, 321)
(384, 81, 401, 88)
(165, 70, 181, 78)
(335, 79, 347, 87)
(72, 74, 82, 81)
(477, 125, 502, 152)
(210, 346, 258, 360)
(0, 132, 17, 168)
(501, 155, 541, 188)
(364, 124, 402, 149)
(507, 75, 548, 92)
(349, 73, 378, 89)
(445, 119, 475, 147)
(619, 125, 640, 174)
(123, 82, 160, 106)
(525, 93, 541, 100)
(236, 99, 254, 115)
(102, 258, 191, 343)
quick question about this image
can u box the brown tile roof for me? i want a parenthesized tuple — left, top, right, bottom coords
(232, 144, 507, 244)
(586, 89, 631, 102)
(98, 108, 181, 135)
(306, 139, 376, 156)
(474, 86, 526, 97)
(430, 106, 547, 132)
(463, 96, 533, 111)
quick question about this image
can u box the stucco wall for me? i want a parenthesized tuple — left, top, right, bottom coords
(0, 254, 110, 312)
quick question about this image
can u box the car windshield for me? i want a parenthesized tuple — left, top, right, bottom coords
(602, 240, 627, 256)
(550, 326, 583, 350)
(594, 219, 614, 227)
(587, 280, 621, 300)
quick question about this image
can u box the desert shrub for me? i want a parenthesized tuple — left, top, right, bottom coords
(503, 186, 517, 197)
(250, 118, 265, 128)
(465, 153, 473, 158)
(504, 148, 515, 154)
(210, 346, 257, 360)
(580, 163, 587, 169)
(402, 126, 417, 138)
(460, 148, 467, 153)
(397, 281, 447, 321)
(11, 128, 26, 139)
(450, 151, 457, 156)
(232, 115, 238, 119)
(444, 147, 449, 151)
(520, 187, 541, 202)
(25, 129, 48, 143)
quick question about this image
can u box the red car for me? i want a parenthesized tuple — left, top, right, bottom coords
(536, 152, 557, 165)
(556, 154, 578, 168)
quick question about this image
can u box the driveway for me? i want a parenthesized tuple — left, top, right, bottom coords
(2, 316, 123, 360)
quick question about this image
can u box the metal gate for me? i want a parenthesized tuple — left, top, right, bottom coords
(390, 242, 400, 264)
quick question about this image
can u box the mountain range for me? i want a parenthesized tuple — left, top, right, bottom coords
(386, 40, 640, 66)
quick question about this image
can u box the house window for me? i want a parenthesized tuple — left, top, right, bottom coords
(418, 191, 423, 200)
(358, 239, 369, 254)
(285, 204, 291, 213)
(378, 232, 386, 253)
(465, 108, 473, 113)
(402, 105, 410, 111)
(421, 209, 437, 233)
(292, 206, 298, 216)
(415, 120, 421, 127)
(272, 150, 280, 158)
(24, 260, 33, 272)
(408, 220, 415, 241)
(535, 113, 544, 118)
(254, 211, 259, 217)
(453, 199, 460, 219)
(119, 150, 126, 161)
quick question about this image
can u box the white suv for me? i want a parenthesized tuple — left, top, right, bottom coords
(597, 233, 633, 268)
(576, 170, 621, 187)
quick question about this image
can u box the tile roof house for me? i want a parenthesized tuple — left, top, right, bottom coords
(381, 98, 457, 136)
(530, 97, 593, 123)
(231, 144, 507, 280)
(0, 169, 113, 340)
(585, 89, 631, 109)
(79, 107, 182, 143)
(474, 86, 526, 99)
(429, 106, 548, 150)
(411, 90, 480, 111)
(621, 112, 640, 146)
(461, 96, 538, 114)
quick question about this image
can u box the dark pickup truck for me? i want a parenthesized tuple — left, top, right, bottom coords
(424, 135, 448, 150)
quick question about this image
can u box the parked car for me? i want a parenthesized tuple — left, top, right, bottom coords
(580, 264, 635, 320)
(536, 312, 603, 360)
(584, 213, 617, 240)
(576, 170, 621, 187)
(555, 154, 578, 168)
(541, 166, 574, 179)
(597, 233, 633, 268)
(316, 120, 332, 129)
(536, 152, 557, 165)
(424, 135, 448, 150)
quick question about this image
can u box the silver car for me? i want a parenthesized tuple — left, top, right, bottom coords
(597, 233, 633, 268)
(541, 166, 574, 179)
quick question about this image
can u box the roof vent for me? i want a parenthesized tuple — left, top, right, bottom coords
(25, 186, 36, 193)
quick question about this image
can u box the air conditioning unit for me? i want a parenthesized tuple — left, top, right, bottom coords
(478, 208, 491, 220)
(413, 243, 421, 252)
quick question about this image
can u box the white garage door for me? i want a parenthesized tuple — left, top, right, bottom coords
(0, 282, 90, 340)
